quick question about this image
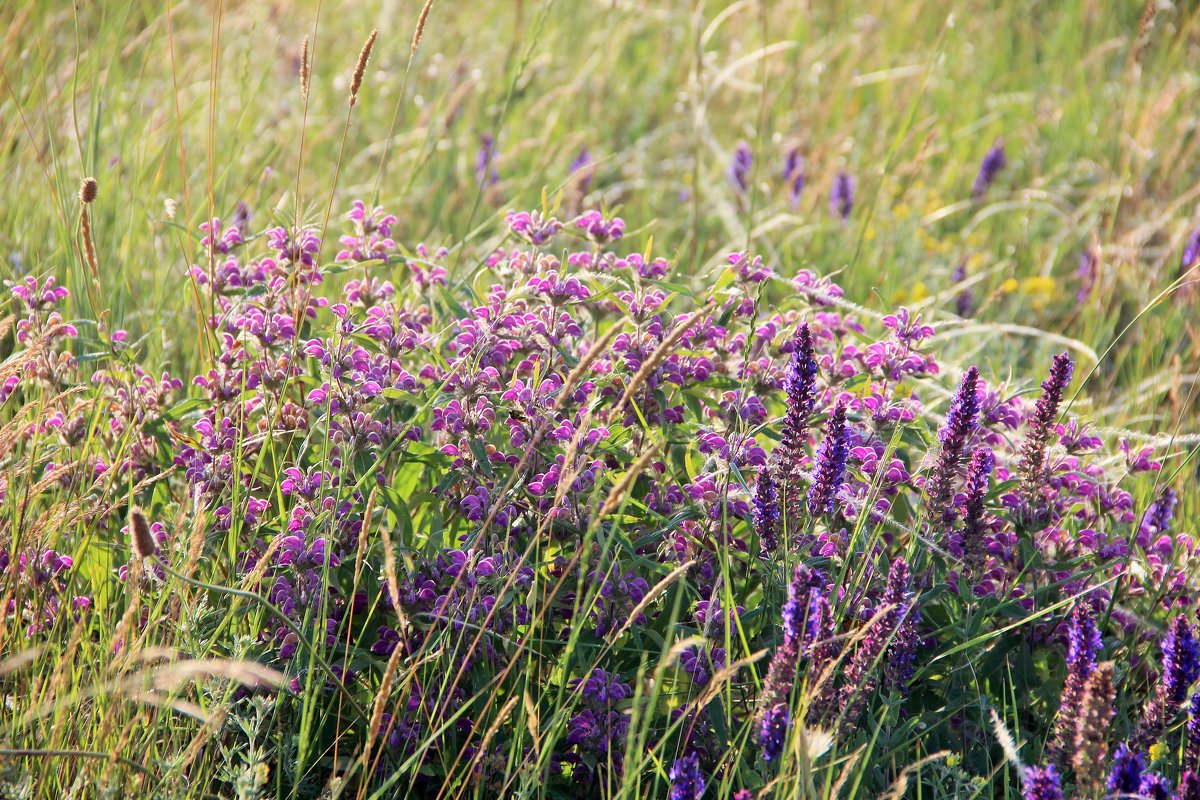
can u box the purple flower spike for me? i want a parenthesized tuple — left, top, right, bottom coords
(569, 147, 593, 194)
(1140, 773, 1173, 800)
(806, 401, 850, 517)
(1107, 744, 1145, 795)
(668, 752, 706, 800)
(1022, 764, 1062, 800)
(972, 139, 1007, 199)
(779, 323, 819, 499)
(759, 703, 790, 763)
(476, 134, 499, 187)
(783, 148, 805, 208)
(1049, 606, 1101, 759)
(1017, 352, 1073, 518)
(1162, 615, 1200, 706)
(926, 366, 981, 530)
(1187, 693, 1200, 770)
(835, 558, 912, 726)
(1182, 227, 1200, 271)
(830, 172, 855, 221)
(959, 447, 994, 576)
(753, 468, 780, 555)
(729, 141, 753, 195)
(1176, 770, 1200, 800)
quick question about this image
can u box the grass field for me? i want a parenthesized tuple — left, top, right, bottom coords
(2, 1, 1200, 798)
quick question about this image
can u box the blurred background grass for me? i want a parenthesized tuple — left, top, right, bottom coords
(1, 0, 1198, 432)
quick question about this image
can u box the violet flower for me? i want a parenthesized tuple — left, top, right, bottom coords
(570, 147, 593, 194)
(1187, 693, 1200, 770)
(1107, 744, 1145, 795)
(783, 148, 804, 208)
(1140, 774, 1173, 800)
(728, 141, 752, 195)
(952, 260, 973, 317)
(476, 134, 499, 187)
(1183, 226, 1200, 271)
(1021, 764, 1062, 800)
(668, 752, 705, 800)
(1176, 771, 1200, 800)
(830, 172, 854, 221)
(759, 702, 790, 763)
(837, 558, 911, 725)
(971, 140, 1007, 199)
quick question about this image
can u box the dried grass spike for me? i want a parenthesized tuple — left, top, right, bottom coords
(130, 506, 156, 560)
(413, 0, 434, 53)
(300, 35, 311, 97)
(79, 177, 98, 205)
(350, 30, 378, 107)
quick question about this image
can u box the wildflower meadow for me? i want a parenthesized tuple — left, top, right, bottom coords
(2, 1, 1200, 798)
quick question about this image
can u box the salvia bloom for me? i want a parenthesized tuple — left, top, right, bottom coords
(1021, 764, 1062, 800)
(783, 148, 805, 208)
(1071, 661, 1116, 793)
(971, 140, 1007, 199)
(569, 147, 593, 194)
(1183, 226, 1200, 271)
(753, 467, 780, 554)
(837, 558, 912, 725)
(926, 366, 980, 529)
(1108, 744, 1146, 795)
(476, 133, 499, 187)
(759, 702, 790, 763)
(958, 447, 994, 577)
(952, 260, 974, 316)
(1017, 352, 1073, 518)
(1136, 614, 1200, 745)
(830, 172, 855, 221)
(1140, 773, 1173, 800)
(1049, 606, 1102, 760)
(1161, 615, 1200, 706)
(1187, 693, 1200, 770)
(668, 752, 706, 800)
(1077, 246, 1100, 303)
(778, 323, 819, 491)
(761, 565, 826, 720)
(1177, 771, 1200, 800)
(728, 141, 752, 195)
(806, 401, 850, 516)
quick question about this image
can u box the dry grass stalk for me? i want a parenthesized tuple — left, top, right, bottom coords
(413, 0, 434, 53)
(300, 35, 311, 97)
(349, 30, 378, 106)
